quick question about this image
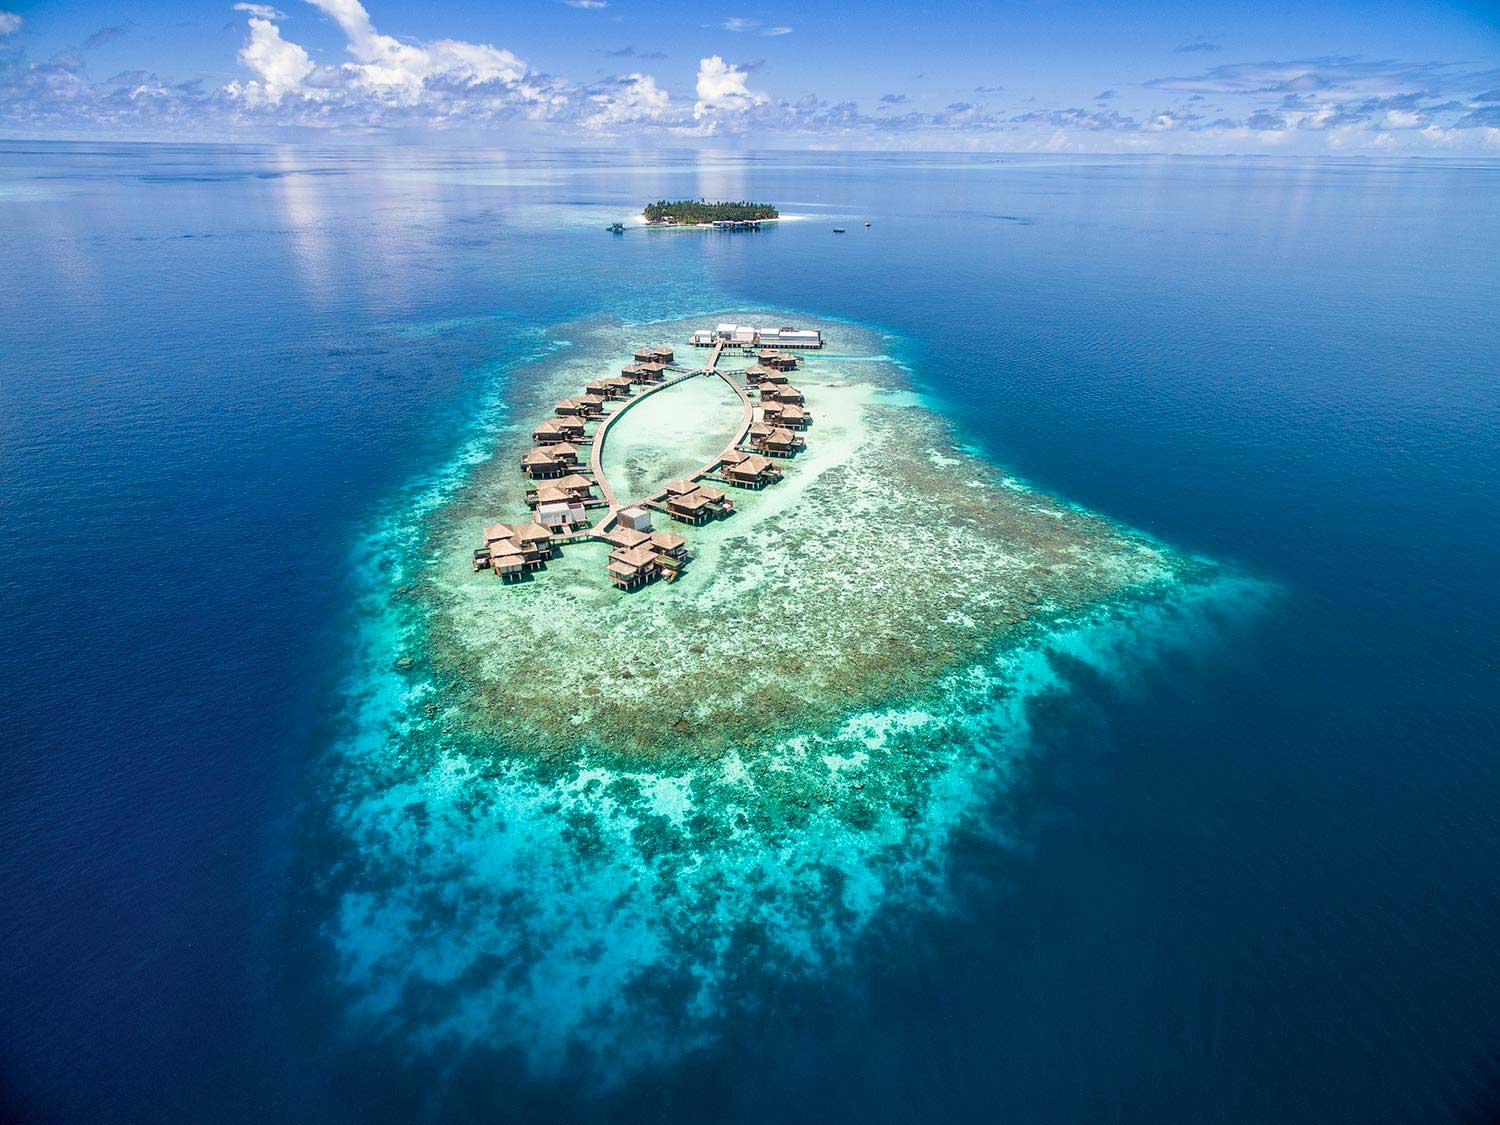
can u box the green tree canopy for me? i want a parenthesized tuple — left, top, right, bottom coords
(644, 199, 779, 224)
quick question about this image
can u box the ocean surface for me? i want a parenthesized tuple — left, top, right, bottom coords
(2, 143, 1498, 1123)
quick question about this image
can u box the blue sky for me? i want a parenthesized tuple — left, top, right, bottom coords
(2, 0, 1498, 151)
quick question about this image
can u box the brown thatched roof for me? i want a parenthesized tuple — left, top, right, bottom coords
(610, 545, 658, 568)
(607, 528, 651, 549)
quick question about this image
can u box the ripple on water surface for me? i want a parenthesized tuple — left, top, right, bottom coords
(316, 312, 1264, 1086)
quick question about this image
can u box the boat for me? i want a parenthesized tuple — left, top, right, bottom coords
(608, 222, 625, 234)
(864, 221, 871, 227)
(832, 227, 846, 234)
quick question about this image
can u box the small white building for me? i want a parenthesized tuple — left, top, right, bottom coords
(618, 505, 653, 531)
(756, 325, 823, 348)
(537, 500, 586, 530)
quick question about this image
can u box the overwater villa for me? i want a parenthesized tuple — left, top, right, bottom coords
(778, 403, 809, 428)
(621, 362, 667, 384)
(475, 521, 554, 576)
(753, 426, 803, 457)
(768, 384, 804, 404)
(719, 449, 781, 488)
(633, 346, 675, 364)
(650, 530, 687, 560)
(757, 350, 799, 370)
(607, 544, 659, 590)
(533, 417, 585, 444)
(521, 447, 565, 478)
(525, 472, 595, 507)
(555, 472, 595, 497)
(664, 493, 712, 525)
(555, 395, 605, 418)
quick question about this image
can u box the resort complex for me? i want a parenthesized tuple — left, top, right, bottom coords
(474, 326, 817, 590)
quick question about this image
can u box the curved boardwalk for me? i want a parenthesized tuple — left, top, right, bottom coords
(588, 341, 752, 538)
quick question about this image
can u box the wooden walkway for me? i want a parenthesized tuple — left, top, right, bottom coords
(586, 341, 753, 538)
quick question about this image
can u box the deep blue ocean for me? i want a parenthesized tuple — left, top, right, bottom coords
(2, 144, 1498, 1123)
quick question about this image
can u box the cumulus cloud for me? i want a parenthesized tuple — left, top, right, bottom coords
(301, 0, 526, 97)
(694, 54, 766, 117)
(235, 14, 315, 100)
(879, 93, 908, 105)
(233, 3, 286, 18)
(0, 10, 21, 37)
(583, 72, 668, 128)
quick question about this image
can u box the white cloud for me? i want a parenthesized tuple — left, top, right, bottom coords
(303, 0, 527, 98)
(0, 10, 22, 37)
(583, 72, 669, 129)
(694, 54, 766, 118)
(717, 16, 792, 36)
(1381, 108, 1421, 129)
(236, 16, 315, 100)
(562, 0, 608, 7)
(232, 3, 286, 18)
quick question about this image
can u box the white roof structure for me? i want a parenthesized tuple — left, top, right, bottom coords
(537, 501, 585, 527)
(697, 323, 822, 347)
(618, 506, 653, 531)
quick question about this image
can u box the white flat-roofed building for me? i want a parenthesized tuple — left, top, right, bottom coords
(618, 506, 653, 531)
(756, 325, 823, 348)
(537, 500, 587, 530)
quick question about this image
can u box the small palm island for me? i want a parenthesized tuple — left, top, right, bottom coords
(642, 198, 779, 228)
